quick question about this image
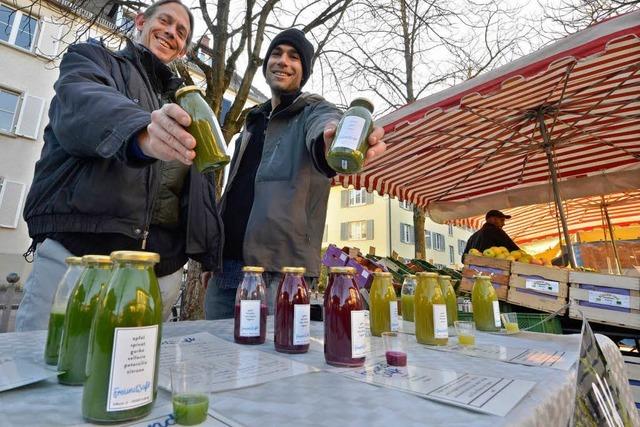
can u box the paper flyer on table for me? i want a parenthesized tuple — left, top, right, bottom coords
(338, 359, 535, 416)
(158, 332, 317, 392)
(429, 343, 576, 371)
(0, 357, 59, 392)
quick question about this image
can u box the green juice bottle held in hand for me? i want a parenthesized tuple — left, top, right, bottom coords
(414, 272, 448, 346)
(438, 275, 458, 327)
(44, 256, 83, 366)
(401, 274, 416, 322)
(369, 272, 398, 336)
(57, 255, 113, 385)
(326, 98, 374, 174)
(175, 85, 230, 173)
(472, 275, 501, 332)
(82, 251, 162, 423)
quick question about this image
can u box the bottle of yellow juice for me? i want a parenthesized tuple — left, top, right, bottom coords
(414, 272, 448, 345)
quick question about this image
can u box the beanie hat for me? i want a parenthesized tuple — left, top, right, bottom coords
(262, 28, 315, 88)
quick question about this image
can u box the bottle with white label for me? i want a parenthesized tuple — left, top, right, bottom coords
(369, 272, 398, 336)
(326, 98, 374, 174)
(82, 251, 162, 423)
(274, 267, 310, 353)
(471, 275, 501, 331)
(324, 266, 366, 367)
(234, 266, 267, 345)
(438, 275, 458, 326)
(414, 272, 448, 346)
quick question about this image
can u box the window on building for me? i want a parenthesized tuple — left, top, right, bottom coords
(341, 220, 374, 241)
(399, 200, 413, 210)
(448, 224, 454, 236)
(424, 230, 432, 249)
(432, 232, 445, 251)
(400, 223, 414, 244)
(449, 245, 455, 264)
(349, 188, 367, 206)
(0, 87, 20, 133)
(0, 5, 39, 50)
(0, 177, 26, 229)
(457, 239, 466, 255)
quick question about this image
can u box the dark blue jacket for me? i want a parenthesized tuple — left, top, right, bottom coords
(23, 39, 222, 273)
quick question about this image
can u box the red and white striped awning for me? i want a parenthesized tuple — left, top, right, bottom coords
(452, 191, 640, 244)
(334, 10, 640, 223)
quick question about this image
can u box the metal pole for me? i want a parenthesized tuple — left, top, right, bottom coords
(537, 112, 577, 268)
(601, 198, 623, 274)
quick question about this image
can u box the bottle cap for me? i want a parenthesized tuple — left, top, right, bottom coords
(439, 275, 451, 280)
(416, 271, 438, 278)
(82, 255, 113, 265)
(243, 266, 265, 273)
(65, 256, 83, 266)
(350, 97, 374, 113)
(373, 271, 392, 277)
(281, 267, 306, 274)
(110, 251, 160, 264)
(329, 266, 356, 274)
(175, 85, 203, 99)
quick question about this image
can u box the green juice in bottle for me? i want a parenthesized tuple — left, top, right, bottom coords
(414, 272, 448, 346)
(401, 275, 416, 322)
(82, 251, 162, 423)
(44, 256, 83, 366)
(472, 275, 501, 332)
(57, 255, 112, 385)
(438, 275, 458, 327)
(369, 272, 398, 336)
(326, 98, 374, 174)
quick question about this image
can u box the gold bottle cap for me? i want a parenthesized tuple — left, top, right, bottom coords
(473, 274, 491, 280)
(110, 251, 160, 264)
(243, 266, 265, 273)
(350, 97, 374, 113)
(175, 85, 203, 99)
(65, 256, 83, 266)
(439, 275, 451, 280)
(281, 267, 306, 274)
(373, 271, 392, 277)
(329, 266, 356, 274)
(403, 274, 416, 279)
(82, 255, 113, 265)
(416, 271, 438, 278)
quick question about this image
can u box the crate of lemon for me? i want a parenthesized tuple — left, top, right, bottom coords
(460, 247, 517, 300)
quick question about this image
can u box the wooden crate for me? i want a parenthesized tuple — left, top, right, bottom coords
(569, 271, 640, 330)
(508, 262, 569, 314)
(460, 254, 511, 300)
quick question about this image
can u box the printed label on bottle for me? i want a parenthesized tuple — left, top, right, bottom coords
(351, 310, 368, 358)
(333, 116, 366, 150)
(106, 325, 158, 412)
(433, 304, 448, 339)
(390, 301, 399, 332)
(293, 304, 311, 345)
(492, 300, 502, 328)
(240, 300, 261, 337)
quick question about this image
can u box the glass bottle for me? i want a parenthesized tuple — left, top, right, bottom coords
(326, 98, 374, 174)
(274, 267, 310, 354)
(82, 251, 162, 423)
(438, 275, 458, 327)
(44, 256, 83, 366)
(472, 275, 501, 332)
(324, 266, 366, 367)
(234, 266, 267, 345)
(414, 272, 448, 346)
(369, 272, 398, 336)
(401, 274, 416, 322)
(57, 255, 112, 385)
(175, 85, 230, 173)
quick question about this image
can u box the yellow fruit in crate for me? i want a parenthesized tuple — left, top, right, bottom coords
(519, 255, 531, 264)
(483, 248, 496, 258)
(495, 253, 507, 260)
(510, 250, 522, 260)
(469, 248, 482, 256)
(505, 256, 515, 261)
(497, 246, 508, 254)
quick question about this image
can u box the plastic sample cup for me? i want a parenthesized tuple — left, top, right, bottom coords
(454, 321, 476, 346)
(501, 312, 520, 334)
(382, 332, 408, 366)
(171, 362, 210, 426)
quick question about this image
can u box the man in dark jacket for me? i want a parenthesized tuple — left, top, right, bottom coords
(463, 210, 520, 256)
(17, 0, 222, 331)
(204, 29, 386, 319)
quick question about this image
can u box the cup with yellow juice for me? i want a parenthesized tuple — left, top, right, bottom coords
(501, 312, 520, 334)
(454, 321, 476, 347)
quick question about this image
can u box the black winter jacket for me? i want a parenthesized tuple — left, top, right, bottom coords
(23, 39, 222, 273)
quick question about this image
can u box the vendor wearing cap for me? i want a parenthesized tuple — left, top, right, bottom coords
(462, 210, 520, 255)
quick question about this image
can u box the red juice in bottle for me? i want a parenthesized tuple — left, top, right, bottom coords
(324, 266, 366, 367)
(274, 267, 310, 354)
(234, 266, 267, 345)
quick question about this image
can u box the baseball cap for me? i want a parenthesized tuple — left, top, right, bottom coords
(486, 210, 511, 220)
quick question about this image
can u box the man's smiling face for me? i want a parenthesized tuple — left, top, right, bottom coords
(265, 44, 303, 94)
(135, 2, 190, 64)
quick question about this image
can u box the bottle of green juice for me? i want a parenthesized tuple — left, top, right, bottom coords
(326, 98, 374, 174)
(401, 274, 416, 322)
(369, 272, 398, 336)
(438, 275, 458, 326)
(414, 272, 448, 346)
(472, 275, 501, 332)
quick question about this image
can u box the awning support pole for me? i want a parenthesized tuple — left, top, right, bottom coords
(601, 198, 623, 274)
(537, 112, 577, 268)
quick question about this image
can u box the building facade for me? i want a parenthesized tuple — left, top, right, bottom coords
(324, 187, 474, 268)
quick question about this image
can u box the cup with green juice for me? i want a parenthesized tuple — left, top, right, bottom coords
(171, 362, 211, 426)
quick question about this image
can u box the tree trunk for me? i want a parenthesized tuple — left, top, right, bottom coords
(180, 259, 205, 320)
(413, 205, 426, 259)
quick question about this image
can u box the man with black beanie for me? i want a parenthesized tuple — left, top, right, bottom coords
(204, 28, 386, 319)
